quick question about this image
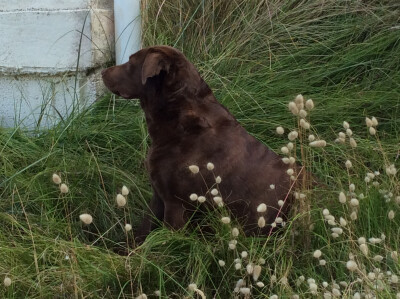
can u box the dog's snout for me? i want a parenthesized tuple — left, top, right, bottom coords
(101, 69, 107, 77)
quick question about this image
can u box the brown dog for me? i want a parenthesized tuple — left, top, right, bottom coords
(102, 46, 292, 243)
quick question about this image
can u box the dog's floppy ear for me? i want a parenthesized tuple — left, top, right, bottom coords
(141, 52, 171, 85)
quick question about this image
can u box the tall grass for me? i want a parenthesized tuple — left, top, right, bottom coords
(1, 0, 399, 297)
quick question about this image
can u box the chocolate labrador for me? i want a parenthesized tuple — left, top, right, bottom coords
(102, 46, 293, 243)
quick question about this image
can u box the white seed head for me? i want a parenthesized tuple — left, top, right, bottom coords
(235, 278, 244, 288)
(335, 137, 345, 143)
(339, 217, 347, 226)
(124, 224, 132, 232)
(210, 188, 218, 196)
(358, 237, 366, 244)
(345, 160, 352, 168)
(188, 283, 197, 291)
(229, 241, 237, 250)
(373, 255, 384, 262)
(281, 146, 289, 154)
(350, 211, 358, 220)
(391, 251, 398, 261)
(121, 185, 129, 196)
(213, 196, 222, 204)
(289, 157, 296, 165)
(364, 176, 371, 183)
(239, 288, 251, 295)
(369, 127, 376, 135)
(322, 208, 330, 216)
(369, 237, 382, 244)
(350, 198, 359, 207)
(331, 232, 339, 238)
(319, 259, 326, 266)
(339, 192, 346, 204)
(154, 290, 161, 296)
(299, 109, 308, 118)
(270, 184, 275, 190)
(368, 272, 376, 280)
(221, 217, 231, 224)
(52, 173, 62, 184)
(282, 157, 290, 164)
(278, 200, 284, 207)
(371, 117, 378, 126)
(215, 176, 222, 184)
(275, 217, 283, 224)
(388, 210, 395, 220)
(349, 183, 356, 192)
(288, 131, 299, 141)
(218, 260, 225, 267)
(3, 277, 11, 287)
(332, 288, 341, 297)
(198, 196, 206, 203)
(246, 263, 254, 274)
(300, 119, 311, 130)
(189, 193, 198, 201)
(338, 132, 346, 138)
(60, 183, 69, 194)
(116, 194, 127, 207)
(287, 142, 294, 150)
(257, 203, 267, 213)
(305, 99, 314, 110)
(295, 94, 304, 104)
(309, 140, 327, 147)
(309, 282, 318, 292)
(259, 258, 266, 264)
(231, 227, 239, 237)
(276, 126, 285, 135)
(206, 162, 215, 170)
(271, 222, 277, 228)
(386, 164, 397, 175)
(343, 121, 350, 129)
(313, 249, 322, 258)
(346, 128, 353, 137)
(234, 262, 241, 269)
(258, 216, 266, 228)
(346, 260, 358, 271)
(256, 281, 264, 287)
(349, 137, 357, 148)
(331, 227, 343, 234)
(287, 168, 294, 176)
(79, 213, 93, 225)
(241, 251, 248, 258)
(188, 165, 199, 174)
(136, 294, 147, 299)
(289, 101, 299, 115)
(365, 117, 373, 127)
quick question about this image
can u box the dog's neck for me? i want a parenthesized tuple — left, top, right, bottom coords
(139, 84, 236, 146)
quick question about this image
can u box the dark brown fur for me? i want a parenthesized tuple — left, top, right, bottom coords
(102, 46, 292, 243)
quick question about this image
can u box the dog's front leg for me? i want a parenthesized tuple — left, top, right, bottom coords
(163, 201, 186, 230)
(134, 193, 164, 244)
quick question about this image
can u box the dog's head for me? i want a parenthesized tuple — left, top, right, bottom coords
(102, 46, 201, 100)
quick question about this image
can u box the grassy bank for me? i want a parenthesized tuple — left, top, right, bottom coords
(1, 0, 399, 297)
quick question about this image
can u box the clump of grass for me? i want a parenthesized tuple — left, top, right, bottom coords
(1, 0, 399, 297)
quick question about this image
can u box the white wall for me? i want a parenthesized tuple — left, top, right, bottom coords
(0, 0, 114, 128)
